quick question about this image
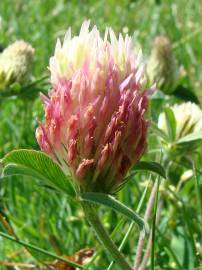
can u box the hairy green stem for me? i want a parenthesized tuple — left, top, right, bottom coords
(83, 219, 125, 269)
(82, 201, 133, 270)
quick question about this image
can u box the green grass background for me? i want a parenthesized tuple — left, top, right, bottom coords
(0, 0, 201, 269)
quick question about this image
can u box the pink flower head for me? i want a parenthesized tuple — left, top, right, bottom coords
(36, 21, 150, 193)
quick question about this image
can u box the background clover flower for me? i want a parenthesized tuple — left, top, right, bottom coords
(0, 40, 34, 91)
(158, 102, 202, 141)
(36, 21, 150, 193)
(146, 35, 178, 94)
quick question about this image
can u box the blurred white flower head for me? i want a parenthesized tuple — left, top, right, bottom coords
(147, 35, 178, 94)
(0, 40, 34, 91)
(158, 102, 202, 140)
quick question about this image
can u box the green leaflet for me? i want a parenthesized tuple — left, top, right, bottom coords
(164, 107, 176, 141)
(80, 192, 149, 233)
(1, 149, 75, 197)
(133, 161, 166, 179)
(150, 121, 169, 141)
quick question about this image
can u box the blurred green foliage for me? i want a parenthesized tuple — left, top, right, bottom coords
(0, 0, 201, 269)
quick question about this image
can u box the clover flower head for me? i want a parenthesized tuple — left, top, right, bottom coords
(36, 21, 151, 193)
(147, 35, 178, 94)
(158, 102, 202, 140)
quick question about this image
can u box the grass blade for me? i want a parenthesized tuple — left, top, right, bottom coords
(151, 176, 160, 270)
(0, 231, 83, 269)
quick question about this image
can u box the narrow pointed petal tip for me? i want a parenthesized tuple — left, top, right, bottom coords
(36, 20, 152, 193)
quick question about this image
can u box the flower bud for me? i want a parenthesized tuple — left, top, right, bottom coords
(180, 169, 193, 182)
(0, 40, 34, 91)
(147, 36, 178, 94)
